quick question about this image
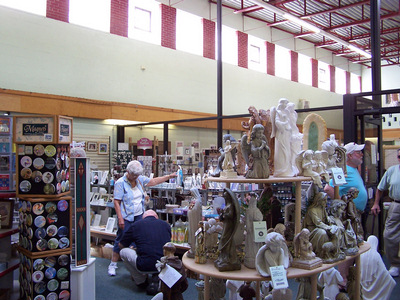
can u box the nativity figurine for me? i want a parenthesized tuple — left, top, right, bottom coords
(214, 188, 241, 271)
(291, 228, 322, 270)
(255, 232, 290, 277)
(195, 221, 206, 264)
(321, 134, 347, 174)
(295, 150, 323, 187)
(341, 187, 364, 245)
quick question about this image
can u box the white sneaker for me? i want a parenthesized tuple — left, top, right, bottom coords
(388, 266, 399, 277)
(108, 264, 117, 276)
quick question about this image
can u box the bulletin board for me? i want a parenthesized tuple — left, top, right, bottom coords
(383, 145, 400, 170)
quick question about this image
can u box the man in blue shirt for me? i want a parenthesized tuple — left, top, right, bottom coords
(119, 209, 171, 288)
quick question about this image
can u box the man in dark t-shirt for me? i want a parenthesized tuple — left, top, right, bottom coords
(119, 209, 171, 287)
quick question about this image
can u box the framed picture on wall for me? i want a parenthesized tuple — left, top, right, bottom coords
(87, 142, 97, 152)
(98, 143, 109, 155)
(58, 116, 73, 143)
(191, 141, 200, 150)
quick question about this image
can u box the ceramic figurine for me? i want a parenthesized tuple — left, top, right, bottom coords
(209, 277, 226, 300)
(255, 232, 290, 277)
(341, 188, 364, 244)
(187, 188, 203, 258)
(291, 228, 323, 270)
(241, 124, 270, 179)
(270, 98, 301, 177)
(221, 139, 238, 177)
(328, 199, 358, 256)
(318, 268, 343, 300)
(155, 242, 188, 300)
(295, 150, 323, 187)
(321, 134, 347, 174)
(212, 134, 237, 177)
(226, 280, 244, 300)
(360, 235, 396, 300)
(302, 185, 345, 263)
(214, 188, 241, 272)
(195, 221, 206, 264)
(244, 193, 263, 269)
(296, 277, 325, 300)
(313, 150, 329, 182)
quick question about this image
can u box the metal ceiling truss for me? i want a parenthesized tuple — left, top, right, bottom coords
(209, 0, 400, 67)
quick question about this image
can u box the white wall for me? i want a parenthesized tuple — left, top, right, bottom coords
(362, 65, 400, 91)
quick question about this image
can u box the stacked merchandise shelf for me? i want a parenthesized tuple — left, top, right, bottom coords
(14, 115, 73, 300)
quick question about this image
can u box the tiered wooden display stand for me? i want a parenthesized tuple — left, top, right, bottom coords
(182, 176, 370, 300)
(14, 115, 73, 300)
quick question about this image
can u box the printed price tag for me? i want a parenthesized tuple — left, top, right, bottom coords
(269, 265, 288, 289)
(253, 221, 267, 243)
(331, 167, 347, 186)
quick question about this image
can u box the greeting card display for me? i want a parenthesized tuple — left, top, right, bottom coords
(17, 144, 70, 197)
(14, 115, 72, 144)
(18, 251, 71, 300)
(18, 197, 72, 255)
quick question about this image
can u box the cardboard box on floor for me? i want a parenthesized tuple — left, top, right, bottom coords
(90, 242, 113, 260)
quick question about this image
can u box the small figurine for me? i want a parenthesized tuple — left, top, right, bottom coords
(244, 193, 263, 269)
(212, 134, 237, 177)
(195, 221, 206, 264)
(255, 232, 290, 277)
(291, 228, 323, 270)
(221, 139, 238, 177)
(341, 187, 364, 244)
(318, 268, 344, 300)
(155, 242, 188, 300)
(187, 188, 203, 259)
(296, 150, 323, 187)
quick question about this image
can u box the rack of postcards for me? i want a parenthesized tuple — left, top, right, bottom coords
(14, 115, 73, 300)
(0, 116, 16, 191)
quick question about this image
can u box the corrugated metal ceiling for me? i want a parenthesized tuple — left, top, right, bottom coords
(212, 0, 400, 67)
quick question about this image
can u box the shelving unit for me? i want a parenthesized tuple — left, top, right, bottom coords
(190, 175, 368, 300)
(0, 227, 19, 291)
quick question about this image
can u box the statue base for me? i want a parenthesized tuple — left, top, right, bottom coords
(214, 260, 241, 272)
(220, 170, 238, 178)
(291, 257, 323, 270)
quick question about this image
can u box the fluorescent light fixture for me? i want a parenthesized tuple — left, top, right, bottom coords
(104, 119, 146, 126)
(249, 0, 371, 59)
(349, 45, 372, 58)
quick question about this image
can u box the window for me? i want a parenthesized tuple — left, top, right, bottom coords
(350, 73, 361, 93)
(69, 0, 111, 33)
(318, 61, 330, 91)
(0, 0, 46, 16)
(128, 0, 160, 45)
(298, 53, 312, 86)
(335, 67, 347, 94)
(220, 25, 238, 66)
(275, 44, 291, 80)
(176, 9, 202, 56)
(248, 35, 266, 73)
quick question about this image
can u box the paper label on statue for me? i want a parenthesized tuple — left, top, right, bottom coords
(269, 265, 288, 289)
(253, 221, 268, 243)
(331, 167, 347, 186)
(159, 264, 182, 288)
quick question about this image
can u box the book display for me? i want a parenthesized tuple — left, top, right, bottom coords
(14, 115, 73, 300)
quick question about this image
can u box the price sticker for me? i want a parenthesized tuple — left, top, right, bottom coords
(269, 265, 289, 289)
(331, 167, 347, 186)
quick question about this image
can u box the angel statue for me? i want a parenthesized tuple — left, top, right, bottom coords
(221, 139, 239, 177)
(241, 124, 270, 179)
(295, 150, 323, 187)
(313, 150, 330, 182)
(255, 232, 290, 277)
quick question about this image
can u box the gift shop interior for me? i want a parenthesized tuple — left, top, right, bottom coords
(1, 1, 400, 300)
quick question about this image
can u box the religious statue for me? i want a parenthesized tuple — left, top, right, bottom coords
(328, 199, 358, 256)
(302, 185, 345, 263)
(155, 242, 188, 300)
(295, 150, 323, 187)
(187, 188, 203, 258)
(270, 98, 301, 177)
(341, 188, 364, 244)
(321, 134, 347, 174)
(195, 221, 206, 264)
(214, 188, 241, 271)
(212, 134, 237, 177)
(318, 268, 344, 300)
(255, 232, 290, 277)
(244, 193, 263, 269)
(292, 228, 323, 270)
(242, 106, 262, 144)
(313, 150, 330, 182)
(221, 139, 238, 177)
(204, 218, 222, 258)
(241, 124, 270, 179)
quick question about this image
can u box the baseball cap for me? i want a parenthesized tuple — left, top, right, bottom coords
(344, 142, 365, 154)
